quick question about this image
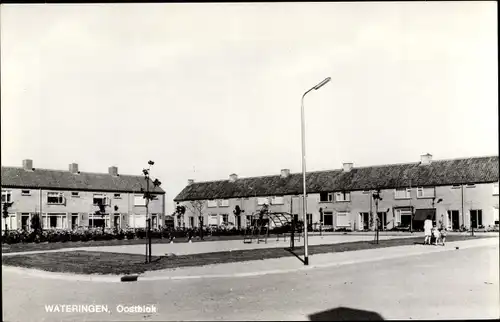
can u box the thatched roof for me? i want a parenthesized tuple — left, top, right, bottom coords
(1, 167, 165, 194)
(174, 156, 499, 201)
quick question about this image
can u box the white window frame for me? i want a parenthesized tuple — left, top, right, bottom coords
(42, 213, 68, 229)
(88, 213, 110, 228)
(336, 212, 350, 227)
(271, 196, 284, 205)
(207, 200, 218, 208)
(220, 199, 229, 207)
(1, 213, 17, 230)
(47, 192, 65, 205)
(319, 192, 334, 202)
(335, 192, 351, 202)
(2, 190, 12, 203)
(93, 194, 110, 206)
(257, 197, 269, 205)
(394, 188, 411, 199)
(394, 208, 412, 226)
(493, 183, 499, 196)
(21, 189, 31, 196)
(134, 194, 146, 206)
(416, 187, 435, 198)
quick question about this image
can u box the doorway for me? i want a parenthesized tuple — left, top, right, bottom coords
(448, 210, 459, 230)
(360, 212, 370, 230)
(470, 210, 482, 229)
(377, 212, 387, 230)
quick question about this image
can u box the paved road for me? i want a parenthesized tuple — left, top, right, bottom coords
(2, 242, 498, 321)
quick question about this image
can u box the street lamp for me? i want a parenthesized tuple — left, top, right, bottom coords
(142, 161, 162, 263)
(301, 77, 331, 266)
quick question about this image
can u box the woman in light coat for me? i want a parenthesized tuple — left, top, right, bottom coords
(424, 215, 433, 245)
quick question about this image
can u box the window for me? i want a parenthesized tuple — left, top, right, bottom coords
(222, 214, 229, 224)
(2, 190, 12, 203)
(42, 213, 67, 229)
(323, 212, 333, 226)
(71, 192, 80, 198)
(220, 199, 229, 207)
(271, 196, 284, 205)
(1, 213, 17, 230)
(451, 185, 461, 189)
(114, 193, 121, 199)
(336, 212, 350, 227)
(395, 208, 412, 227)
(208, 214, 218, 225)
(417, 187, 435, 198)
(93, 194, 110, 206)
(246, 215, 252, 227)
(207, 200, 218, 208)
(134, 195, 146, 206)
(466, 184, 476, 188)
(71, 213, 79, 229)
(257, 197, 269, 205)
(319, 192, 333, 202)
(335, 192, 351, 202)
(21, 190, 31, 196)
(47, 192, 65, 205)
(189, 216, 194, 228)
(394, 188, 411, 199)
(493, 183, 499, 195)
(88, 213, 109, 229)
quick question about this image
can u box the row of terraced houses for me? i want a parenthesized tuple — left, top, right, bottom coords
(1, 154, 499, 232)
(1, 160, 167, 231)
(173, 154, 499, 231)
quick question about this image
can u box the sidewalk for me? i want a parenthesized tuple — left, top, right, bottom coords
(140, 237, 499, 280)
(72, 234, 417, 256)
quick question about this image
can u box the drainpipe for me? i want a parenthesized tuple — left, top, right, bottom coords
(461, 184, 465, 231)
(39, 188, 43, 229)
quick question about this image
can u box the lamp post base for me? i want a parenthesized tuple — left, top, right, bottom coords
(304, 256, 309, 266)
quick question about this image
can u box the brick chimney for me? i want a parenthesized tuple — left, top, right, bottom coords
(420, 153, 432, 165)
(108, 166, 118, 176)
(229, 173, 238, 182)
(69, 163, 79, 174)
(280, 169, 290, 178)
(22, 159, 33, 171)
(343, 162, 353, 172)
(188, 179, 194, 185)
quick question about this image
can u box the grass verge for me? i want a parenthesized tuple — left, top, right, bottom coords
(2, 235, 494, 275)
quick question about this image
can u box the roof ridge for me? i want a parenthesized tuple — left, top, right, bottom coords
(187, 155, 499, 184)
(1, 166, 144, 178)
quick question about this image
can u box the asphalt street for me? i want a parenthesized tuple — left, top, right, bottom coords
(2, 243, 499, 321)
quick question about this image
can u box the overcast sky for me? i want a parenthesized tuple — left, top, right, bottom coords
(1, 2, 498, 212)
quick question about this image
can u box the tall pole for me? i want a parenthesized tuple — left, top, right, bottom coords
(300, 77, 331, 266)
(301, 92, 309, 265)
(147, 177, 151, 263)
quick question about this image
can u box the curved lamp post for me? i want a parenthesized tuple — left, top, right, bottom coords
(301, 77, 331, 266)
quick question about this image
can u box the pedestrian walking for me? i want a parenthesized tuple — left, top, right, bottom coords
(424, 215, 433, 245)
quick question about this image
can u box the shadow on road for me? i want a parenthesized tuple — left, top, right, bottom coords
(309, 306, 384, 321)
(285, 248, 305, 264)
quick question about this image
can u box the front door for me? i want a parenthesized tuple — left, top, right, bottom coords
(448, 210, 459, 230)
(377, 212, 387, 230)
(470, 210, 482, 229)
(189, 216, 194, 228)
(361, 212, 370, 230)
(236, 215, 241, 229)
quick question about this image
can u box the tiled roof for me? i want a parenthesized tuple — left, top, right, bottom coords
(1, 167, 166, 194)
(174, 156, 499, 201)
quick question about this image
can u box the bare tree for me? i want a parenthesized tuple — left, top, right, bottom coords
(186, 200, 205, 239)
